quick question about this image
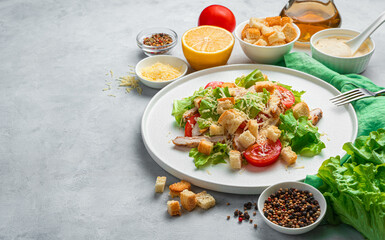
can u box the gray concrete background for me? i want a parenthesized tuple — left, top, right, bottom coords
(1, 0, 383, 239)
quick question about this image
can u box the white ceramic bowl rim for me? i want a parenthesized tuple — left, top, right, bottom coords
(258, 181, 327, 232)
(235, 20, 301, 48)
(135, 55, 188, 84)
(310, 28, 376, 60)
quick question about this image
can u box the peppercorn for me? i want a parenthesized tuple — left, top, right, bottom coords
(234, 209, 239, 216)
(238, 217, 243, 222)
(262, 188, 321, 228)
(227, 216, 230, 220)
(143, 33, 173, 47)
(254, 224, 258, 229)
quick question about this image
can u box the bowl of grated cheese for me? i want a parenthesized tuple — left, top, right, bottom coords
(135, 55, 188, 89)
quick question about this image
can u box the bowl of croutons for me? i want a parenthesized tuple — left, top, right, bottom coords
(235, 16, 300, 64)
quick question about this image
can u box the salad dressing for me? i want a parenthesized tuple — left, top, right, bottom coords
(314, 36, 371, 57)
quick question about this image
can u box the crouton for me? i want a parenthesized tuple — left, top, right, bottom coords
(216, 99, 234, 115)
(282, 23, 297, 43)
(193, 97, 202, 109)
(293, 102, 310, 119)
(218, 109, 246, 134)
(280, 146, 297, 165)
(155, 176, 167, 193)
(272, 25, 283, 32)
(229, 150, 242, 170)
(247, 120, 259, 138)
(249, 17, 266, 29)
(169, 180, 191, 197)
(180, 189, 197, 211)
(261, 26, 275, 37)
(196, 191, 216, 209)
(266, 125, 281, 142)
(254, 38, 268, 46)
(217, 97, 235, 104)
(241, 24, 250, 39)
(210, 124, 224, 136)
(238, 130, 256, 148)
(198, 139, 213, 155)
(221, 82, 237, 88)
(246, 28, 261, 40)
(268, 31, 286, 45)
(281, 17, 293, 25)
(254, 81, 276, 93)
(265, 16, 282, 26)
(243, 38, 256, 44)
(271, 41, 287, 46)
(167, 200, 181, 216)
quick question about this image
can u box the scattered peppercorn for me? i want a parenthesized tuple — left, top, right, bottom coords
(238, 216, 243, 222)
(143, 33, 173, 47)
(262, 188, 321, 228)
(250, 219, 253, 223)
(234, 209, 239, 216)
(227, 216, 230, 220)
(253, 211, 256, 216)
(227, 203, 230, 206)
(254, 224, 258, 229)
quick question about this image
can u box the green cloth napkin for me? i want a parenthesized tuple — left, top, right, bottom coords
(283, 52, 385, 137)
(280, 52, 385, 187)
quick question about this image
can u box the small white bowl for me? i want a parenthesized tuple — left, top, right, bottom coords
(257, 181, 327, 235)
(235, 20, 300, 64)
(310, 28, 375, 74)
(135, 55, 188, 89)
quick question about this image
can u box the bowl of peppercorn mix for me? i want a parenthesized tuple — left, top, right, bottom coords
(136, 27, 178, 56)
(257, 181, 326, 235)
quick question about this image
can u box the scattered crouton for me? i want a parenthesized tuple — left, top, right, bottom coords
(238, 130, 256, 148)
(198, 139, 213, 155)
(193, 97, 202, 109)
(196, 191, 216, 209)
(221, 82, 236, 88)
(167, 200, 181, 216)
(280, 146, 297, 165)
(155, 176, 167, 193)
(229, 150, 242, 170)
(169, 180, 191, 197)
(293, 102, 310, 119)
(254, 81, 276, 93)
(180, 189, 197, 211)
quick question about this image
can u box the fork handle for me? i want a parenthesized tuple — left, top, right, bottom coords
(375, 89, 385, 96)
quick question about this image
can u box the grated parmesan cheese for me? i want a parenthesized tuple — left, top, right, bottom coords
(119, 75, 143, 95)
(141, 62, 182, 82)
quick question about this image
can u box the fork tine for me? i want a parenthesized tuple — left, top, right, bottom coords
(329, 89, 361, 101)
(335, 95, 368, 106)
(332, 92, 365, 105)
(331, 91, 364, 104)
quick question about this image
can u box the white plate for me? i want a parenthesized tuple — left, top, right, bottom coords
(141, 64, 358, 194)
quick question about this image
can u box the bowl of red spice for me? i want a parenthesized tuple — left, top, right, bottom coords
(136, 27, 178, 56)
(257, 181, 326, 235)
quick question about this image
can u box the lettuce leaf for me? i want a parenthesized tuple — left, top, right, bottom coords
(279, 110, 325, 156)
(189, 143, 228, 168)
(234, 89, 270, 119)
(197, 98, 219, 129)
(276, 82, 306, 104)
(212, 86, 231, 99)
(235, 69, 265, 89)
(316, 156, 385, 240)
(343, 128, 385, 165)
(171, 88, 208, 126)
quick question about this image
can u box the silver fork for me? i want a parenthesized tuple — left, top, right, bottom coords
(330, 88, 385, 106)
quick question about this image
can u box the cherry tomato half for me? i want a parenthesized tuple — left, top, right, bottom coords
(204, 81, 224, 89)
(275, 85, 295, 109)
(198, 5, 236, 33)
(243, 139, 282, 167)
(184, 113, 200, 137)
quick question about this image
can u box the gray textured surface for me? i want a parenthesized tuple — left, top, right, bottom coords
(1, 0, 383, 239)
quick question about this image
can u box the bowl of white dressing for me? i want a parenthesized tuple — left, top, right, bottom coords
(310, 28, 375, 74)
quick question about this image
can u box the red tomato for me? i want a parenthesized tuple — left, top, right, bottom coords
(198, 5, 236, 33)
(275, 85, 295, 108)
(184, 113, 200, 137)
(238, 121, 247, 130)
(243, 139, 282, 167)
(204, 81, 224, 89)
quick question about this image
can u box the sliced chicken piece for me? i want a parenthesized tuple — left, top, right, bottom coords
(182, 107, 198, 121)
(309, 108, 323, 125)
(191, 123, 201, 136)
(172, 136, 226, 148)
